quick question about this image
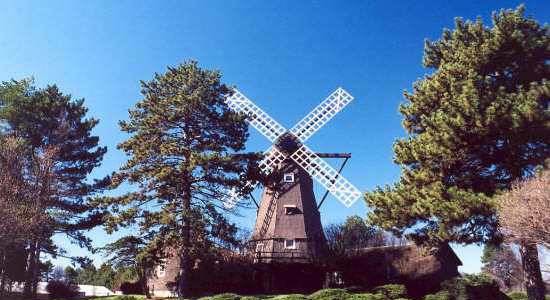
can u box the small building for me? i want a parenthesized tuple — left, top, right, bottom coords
(327, 243, 462, 297)
(147, 242, 462, 297)
(148, 254, 179, 298)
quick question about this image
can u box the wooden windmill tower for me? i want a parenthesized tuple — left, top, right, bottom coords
(224, 88, 361, 264)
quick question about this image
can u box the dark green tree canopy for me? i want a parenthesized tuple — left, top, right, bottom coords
(100, 61, 259, 284)
(366, 7, 549, 244)
(1, 80, 107, 202)
(0, 79, 107, 247)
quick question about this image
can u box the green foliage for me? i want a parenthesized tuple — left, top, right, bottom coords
(69, 263, 118, 290)
(117, 296, 139, 300)
(373, 284, 407, 299)
(435, 274, 507, 300)
(0, 79, 108, 240)
(202, 293, 242, 300)
(270, 295, 309, 300)
(0, 79, 107, 298)
(423, 291, 451, 300)
(99, 61, 260, 295)
(100, 236, 152, 291)
(507, 292, 527, 300)
(309, 288, 351, 300)
(365, 5, 550, 245)
(64, 266, 78, 284)
(46, 280, 80, 300)
(345, 293, 385, 300)
(325, 216, 386, 258)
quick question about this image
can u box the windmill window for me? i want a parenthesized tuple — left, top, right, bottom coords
(284, 205, 299, 215)
(283, 173, 294, 183)
(255, 243, 264, 252)
(157, 264, 166, 278)
(284, 239, 296, 249)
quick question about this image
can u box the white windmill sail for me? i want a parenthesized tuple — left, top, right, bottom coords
(222, 87, 361, 209)
(225, 89, 286, 142)
(290, 144, 361, 207)
(290, 87, 354, 142)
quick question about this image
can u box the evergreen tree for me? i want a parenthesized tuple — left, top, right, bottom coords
(0, 79, 108, 297)
(76, 264, 98, 286)
(64, 266, 79, 284)
(100, 61, 259, 297)
(102, 236, 157, 298)
(365, 6, 549, 299)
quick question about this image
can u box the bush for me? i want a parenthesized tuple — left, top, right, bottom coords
(117, 296, 139, 300)
(437, 274, 508, 300)
(507, 292, 527, 300)
(119, 281, 143, 295)
(270, 295, 309, 300)
(208, 293, 242, 300)
(345, 293, 385, 300)
(46, 280, 80, 299)
(310, 288, 351, 300)
(373, 284, 407, 299)
(423, 291, 451, 300)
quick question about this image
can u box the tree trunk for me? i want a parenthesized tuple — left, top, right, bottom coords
(177, 179, 192, 298)
(141, 266, 151, 299)
(519, 242, 546, 300)
(31, 245, 40, 297)
(23, 241, 36, 298)
(0, 248, 6, 297)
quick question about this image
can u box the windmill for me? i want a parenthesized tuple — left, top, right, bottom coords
(224, 87, 361, 262)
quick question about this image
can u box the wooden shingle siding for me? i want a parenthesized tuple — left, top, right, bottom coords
(250, 161, 327, 262)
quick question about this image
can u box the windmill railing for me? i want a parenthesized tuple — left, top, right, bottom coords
(252, 251, 312, 263)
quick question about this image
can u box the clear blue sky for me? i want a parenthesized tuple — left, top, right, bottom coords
(1, 1, 548, 274)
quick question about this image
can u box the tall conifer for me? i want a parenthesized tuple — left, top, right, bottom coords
(366, 7, 549, 299)
(0, 79, 108, 297)
(102, 61, 259, 296)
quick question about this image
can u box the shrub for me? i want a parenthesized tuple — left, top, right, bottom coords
(373, 284, 407, 299)
(46, 280, 80, 299)
(423, 291, 451, 300)
(240, 297, 262, 300)
(438, 274, 508, 300)
(345, 293, 385, 300)
(507, 292, 527, 300)
(119, 281, 144, 295)
(209, 293, 242, 300)
(270, 295, 309, 300)
(310, 288, 351, 300)
(118, 296, 139, 300)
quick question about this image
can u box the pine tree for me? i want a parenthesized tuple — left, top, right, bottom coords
(0, 79, 108, 297)
(100, 61, 259, 297)
(365, 6, 549, 299)
(101, 236, 158, 298)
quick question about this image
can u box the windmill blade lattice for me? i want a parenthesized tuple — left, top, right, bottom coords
(223, 87, 362, 209)
(258, 146, 287, 174)
(225, 89, 287, 142)
(290, 144, 361, 207)
(290, 88, 354, 143)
